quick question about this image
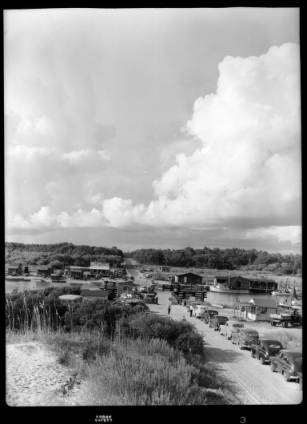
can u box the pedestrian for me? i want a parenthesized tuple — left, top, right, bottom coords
(189, 305, 193, 317)
(168, 304, 171, 315)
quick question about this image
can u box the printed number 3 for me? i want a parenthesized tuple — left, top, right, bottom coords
(240, 417, 246, 424)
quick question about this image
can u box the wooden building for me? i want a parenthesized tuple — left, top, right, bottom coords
(37, 266, 52, 277)
(234, 297, 278, 321)
(174, 272, 203, 285)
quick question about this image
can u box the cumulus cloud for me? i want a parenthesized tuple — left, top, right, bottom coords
(6, 41, 301, 249)
(100, 43, 301, 236)
(245, 225, 301, 245)
(61, 149, 110, 164)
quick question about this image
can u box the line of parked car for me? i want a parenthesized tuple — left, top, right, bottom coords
(191, 304, 302, 387)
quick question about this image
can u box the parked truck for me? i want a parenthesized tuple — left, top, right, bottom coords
(270, 309, 302, 328)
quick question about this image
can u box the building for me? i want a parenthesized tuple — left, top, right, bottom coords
(37, 266, 52, 277)
(234, 297, 278, 321)
(7, 264, 22, 276)
(159, 266, 170, 272)
(248, 277, 277, 293)
(174, 272, 203, 285)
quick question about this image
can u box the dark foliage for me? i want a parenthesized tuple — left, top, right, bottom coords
(127, 246, 301, 274)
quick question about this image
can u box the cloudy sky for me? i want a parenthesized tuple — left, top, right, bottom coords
(5, 8, 301, 252)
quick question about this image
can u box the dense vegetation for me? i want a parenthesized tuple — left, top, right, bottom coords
(5, 242, 124, 268)
(6, 287, 234, 404)
(127, 247, 302, 274)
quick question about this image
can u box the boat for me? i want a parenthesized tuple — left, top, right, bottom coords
(210, 283, 249, 294)
(210, 275, 277, 294)
(210, 276, 250, 294)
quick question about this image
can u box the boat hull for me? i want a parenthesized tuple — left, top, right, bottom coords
(210, 286, 249, 294)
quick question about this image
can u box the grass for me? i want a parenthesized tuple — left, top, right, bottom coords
(6, 327, 239, 405)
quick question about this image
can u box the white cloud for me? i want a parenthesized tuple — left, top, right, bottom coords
(61, 149, 110, 164)
(100, 43, 301, 238)
(6, 41, 301, 249)
(245, 226, 301, 245)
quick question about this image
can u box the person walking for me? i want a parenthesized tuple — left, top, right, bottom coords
(168, 303, 171, 315)
(189, 305, 193, 317)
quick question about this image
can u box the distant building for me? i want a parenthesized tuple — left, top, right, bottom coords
(174, 272, 203, 285)
(7, 264, 22, 276)
(37, 266, 52, 277)
(234, 297, 278, 321)
(159, 266, 170, 272)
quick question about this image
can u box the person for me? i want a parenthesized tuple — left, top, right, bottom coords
(189, 305, 193, 317)
(168, 304, 171, 315)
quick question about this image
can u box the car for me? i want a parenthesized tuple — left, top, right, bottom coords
(193, 304, 207, 318)
(270, 350, 302, 382)
(232, 328, 259, 350)
(220, 320, 244, 339)
(203, 309, 218, 324)
(250, 339, 284, 364)
(210, 315, 229, 331)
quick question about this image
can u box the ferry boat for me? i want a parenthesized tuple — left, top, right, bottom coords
(210, 275, 277, 294)
(210, 276, 250, 293)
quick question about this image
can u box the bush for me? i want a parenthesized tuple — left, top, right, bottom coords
(124, 314, 204, 355)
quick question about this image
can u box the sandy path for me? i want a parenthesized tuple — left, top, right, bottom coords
(6, 342, 82, 406)
(148, 291, 302, 405)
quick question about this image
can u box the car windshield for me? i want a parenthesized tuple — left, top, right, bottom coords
(232, 323, 244, 328)
(244, 330, 258, 336)
(217, 316, 228, 322)
(267, 343, 282, 349)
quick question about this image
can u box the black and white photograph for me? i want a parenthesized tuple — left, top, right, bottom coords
(4, 8, 302, 407)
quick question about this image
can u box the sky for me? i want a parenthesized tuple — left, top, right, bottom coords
(5, 8, 301, 253)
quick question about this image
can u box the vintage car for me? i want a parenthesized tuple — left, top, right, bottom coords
(232, 328, 259, 350)
(209, 315, 229, 331)
(203, 309, 219, 324)
(193, 304, 207, 319)
(270, 349, 302, 382)
(250, 339, 284, 364)
(220, 320, 244, 339)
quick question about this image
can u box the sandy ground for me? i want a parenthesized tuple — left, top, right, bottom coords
(148, 291, 302, 405)
(6, 342, 83, 406)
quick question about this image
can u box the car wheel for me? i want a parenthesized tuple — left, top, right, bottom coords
(283, 371, 290, 382)
(271, 363, 277, 372)
(239, 343, 244, 350)
(260, 356, 265, 364)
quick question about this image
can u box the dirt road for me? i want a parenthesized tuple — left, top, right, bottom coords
(6, 342, 82, 406)
(149, 291, 302, 405)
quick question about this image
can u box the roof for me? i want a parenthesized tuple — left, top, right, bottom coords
(176, 272, 202, 278)
(249, 298, 278, 308)
(70, 266, 88, 270)
(59, 294, 82, 301)
(90, 262, 110, 270)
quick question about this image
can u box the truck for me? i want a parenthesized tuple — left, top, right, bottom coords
(270, 309, 302, 328)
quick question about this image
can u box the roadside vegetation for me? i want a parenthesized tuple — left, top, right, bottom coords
(6, 287, 238, 405)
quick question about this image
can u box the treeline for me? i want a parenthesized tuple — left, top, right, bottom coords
(127, 247, 302, 274)
(5, 242, 124, 268)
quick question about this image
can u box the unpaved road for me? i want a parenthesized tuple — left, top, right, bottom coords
(6, 342, 82, 406)
(148, 291, 302, 405)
